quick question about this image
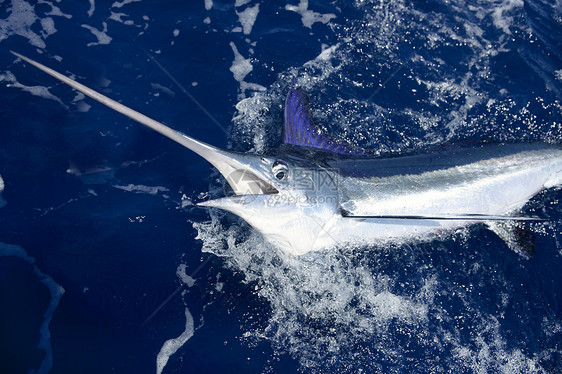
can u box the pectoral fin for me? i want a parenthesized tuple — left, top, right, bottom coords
(340, 210, 541, 221)
(486, 221, 535, 259)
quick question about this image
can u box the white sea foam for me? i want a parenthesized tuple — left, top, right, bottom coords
(180, 194, 194, 208)
(229, 42, 252, 82)
(0, 0, 71, 48)
(151, 83, 175, 97)
(0, 175, 5, 208)
(452, 316, 544, 373)
(490, 0, 524, 35)
(72, 92, 92, 112)
(236, 3, 260, 35)
(194, 210, 549, 371)
(0, 242, 65, 374)
(239, 81, 266, 95)
(313, 44, 338, 62)
(285, 0, 336, 29)
(67, 162, 116, 184)
(0, 70, 66, 108)
(229, 42, 265, 97)
(108, 12, 134, 25)
(87, 0, 96, 17)
(156, 307, 195, 374)
(39, 17, 56, 38)
(113, 184, 170, 195)
(204, 0, 213, 11)
(195, 0, 560, 370)
(43, 2, 72, 19)
(176, 264, 196, 287)
(0, 0, 48, 48)
(112, 0, 141, 8)
(194, 213, 436, 369)
(81, 22, 112, 46)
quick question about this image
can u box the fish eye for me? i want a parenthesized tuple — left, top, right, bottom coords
(272, 160, 289, 180)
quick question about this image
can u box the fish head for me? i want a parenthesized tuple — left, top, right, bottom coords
(198, 151, 341, 255)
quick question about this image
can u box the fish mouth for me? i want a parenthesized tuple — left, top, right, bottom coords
(195, 161, 279, 211)
(191, 145, 281, 212)
(222, 168, 278, 196)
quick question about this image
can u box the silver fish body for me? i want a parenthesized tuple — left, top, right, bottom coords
(319, 143, 562, 253)
(11, 51, 562, 256)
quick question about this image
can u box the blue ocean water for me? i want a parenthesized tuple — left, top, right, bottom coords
(1, 0, 561, 373)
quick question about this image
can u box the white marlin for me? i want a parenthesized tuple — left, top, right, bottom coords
(11, 52, 562, 257)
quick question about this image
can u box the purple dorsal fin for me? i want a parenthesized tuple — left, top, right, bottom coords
(282, 86, 360, 155)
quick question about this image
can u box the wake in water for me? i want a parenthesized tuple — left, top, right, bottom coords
(190, 0, 562, 372)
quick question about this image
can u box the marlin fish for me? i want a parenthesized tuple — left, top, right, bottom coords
(11, 52, 562, 257)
